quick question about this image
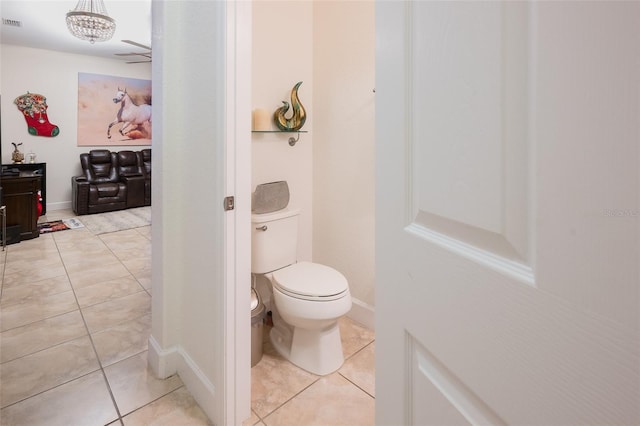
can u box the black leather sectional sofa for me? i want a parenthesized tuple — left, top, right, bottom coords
(71, 149, 151, 215)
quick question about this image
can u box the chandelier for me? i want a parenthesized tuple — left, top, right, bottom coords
(66, 0, 116, 44)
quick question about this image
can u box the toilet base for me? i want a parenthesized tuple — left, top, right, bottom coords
(270, 322, 344, 376)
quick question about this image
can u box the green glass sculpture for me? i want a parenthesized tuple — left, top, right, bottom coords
(274, 81, 306, 131)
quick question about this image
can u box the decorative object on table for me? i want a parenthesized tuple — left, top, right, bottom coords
(14, 92, 60, 137)
(252, 181, 290, 214)
(27, 151, 37, 164)
(252, 108, 272, 131)
(11, 143, 24, 164)
(274, 81, 307, 131)
(66, 0, 116, 44)
(77, 73, 152, 146)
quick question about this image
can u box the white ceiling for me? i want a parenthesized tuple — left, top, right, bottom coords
(0, 0, 151, 62)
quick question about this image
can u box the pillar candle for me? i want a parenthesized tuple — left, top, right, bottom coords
(253, 108, 272, 131)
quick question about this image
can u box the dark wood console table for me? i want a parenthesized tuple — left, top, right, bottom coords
(1, 175, 41, 240)
(2, 163, 46, 214)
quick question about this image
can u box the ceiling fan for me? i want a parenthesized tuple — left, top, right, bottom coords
(115, 39, 151, 64)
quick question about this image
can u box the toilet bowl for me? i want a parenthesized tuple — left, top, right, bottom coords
(251, 209, 352, 375)
(267, 262, 351, 375)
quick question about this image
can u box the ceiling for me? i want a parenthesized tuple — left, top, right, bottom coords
(0, 0, 151, 62)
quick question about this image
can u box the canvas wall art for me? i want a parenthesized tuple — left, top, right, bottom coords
(77, 72, 152, 146)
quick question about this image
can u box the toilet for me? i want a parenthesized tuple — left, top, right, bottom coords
(251, 208, 352, 375)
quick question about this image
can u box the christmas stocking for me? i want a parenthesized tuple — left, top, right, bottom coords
(14, 92, 60, 137)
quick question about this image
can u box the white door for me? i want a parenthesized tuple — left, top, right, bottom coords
(375, 2, 639, 425)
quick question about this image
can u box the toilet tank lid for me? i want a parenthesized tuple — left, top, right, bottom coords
(251, 208, 300, 223)
(273, 261, 349, 298)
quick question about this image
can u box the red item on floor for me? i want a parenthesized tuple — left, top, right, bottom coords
(36, 191, 43, 217)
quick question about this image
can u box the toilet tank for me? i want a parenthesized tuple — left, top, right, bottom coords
(251, 208, 300, 274)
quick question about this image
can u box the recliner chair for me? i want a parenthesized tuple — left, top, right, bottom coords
(117, 150, 146, 209)
(139, 148, 151, 206)
(72, 150, 128, 215)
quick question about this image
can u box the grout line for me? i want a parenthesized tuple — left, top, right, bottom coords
(344, 338, 375, 361)
(75, 287, 149, 310)
(0, 369, 105, 411)
(117, 384, 186, 422)
(0, 216, 152, 425)
(338, 372, 376, 400)
(51, 231, 126, 424)
(0, 302, 78, 334)
(97, 230, 152, 297)
(261, 376, 322, 421)
(0, 322, 87, 364)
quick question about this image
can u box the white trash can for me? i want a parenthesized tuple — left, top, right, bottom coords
(251, 288, 266, 367)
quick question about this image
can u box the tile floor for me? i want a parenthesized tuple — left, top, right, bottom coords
(0, 209, 375, 426)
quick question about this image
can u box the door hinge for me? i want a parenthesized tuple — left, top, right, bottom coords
(223, 196, 235, 211)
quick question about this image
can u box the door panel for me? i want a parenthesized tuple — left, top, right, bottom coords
(410, 1, 530, 277)
(376, 1, 639, 425)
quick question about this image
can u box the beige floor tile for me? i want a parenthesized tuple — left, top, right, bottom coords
(0, 370, 119, 426)
(0, 274, 72, 307)
(339, 317, 375, 359)
(56, 238, 113, 261)
(113, 247, 152, 263)
(263, 373, 375, 426)
(121, 256, 151, 276)
(340, 341, 375, 397)
(2, 262, 68, 287)
(122, 386, 211, 425)
(82, 291, 151, 333)
(61, 251, 121, 273)
(104, 351, 183, 416)
(0, 290, 78, 332)
(0, 336, 100, 407)
(120, 256, 151, 289)
(3, 253, 64, 273)
(74, 275, 146, 308)
(0, 310, 87, 363)
(40, 209, 75, 222)
(135, 225, 152, 240)
(51, 227, 97, 243)
(242, 409, 262, 426)
(92, 313, 151, 367)
(67, 260, 133, 289)
(251, 335, 319, 418)
(100, 229, 151, 253)
(3, 249, 61, 268)
(132, 268, 152, 290)
(3, 237, 59, 261)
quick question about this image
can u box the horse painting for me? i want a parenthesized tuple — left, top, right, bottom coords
(107, 88, 152, 139)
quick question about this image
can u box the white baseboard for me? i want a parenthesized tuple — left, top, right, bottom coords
(47, 201, 72, 211)
(347, 298, 375, 331)
(148, 335, 179, 379)
(176, 347, 217, 422)
(147, 335, 216, 422)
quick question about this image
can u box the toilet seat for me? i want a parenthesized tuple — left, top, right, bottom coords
(272, 261, 349, 301)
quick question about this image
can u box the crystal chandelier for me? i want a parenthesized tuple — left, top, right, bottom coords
(66, 0, 116, 44)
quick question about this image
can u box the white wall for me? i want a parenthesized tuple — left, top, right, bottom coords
(0, 45, 151, 210)
(312, 1, 376, 309)
(252, 0, 314, 262)
(251, 1, 375, 322)
(251, 0, 314, 313)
